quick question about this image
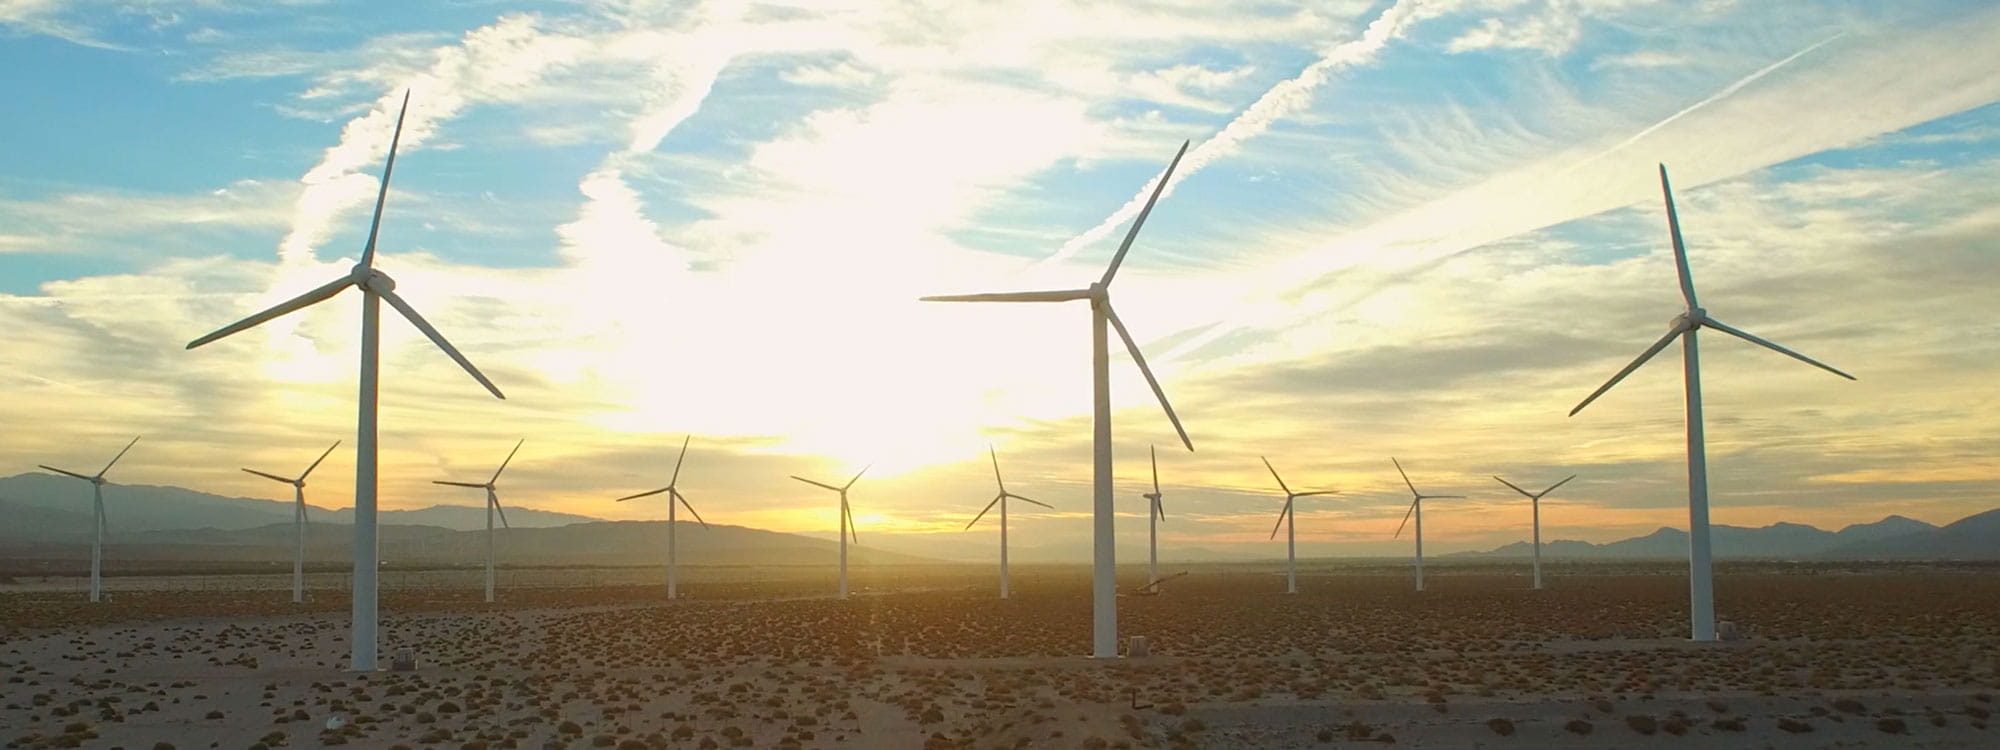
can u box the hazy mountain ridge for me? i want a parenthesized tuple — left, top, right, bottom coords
(0, 473, 604, 534)
(1450, 512, 2000, 560)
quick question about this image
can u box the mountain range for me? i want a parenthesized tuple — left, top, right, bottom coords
(1451, 510, 2000, 560)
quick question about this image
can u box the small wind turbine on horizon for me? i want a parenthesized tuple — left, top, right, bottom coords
(38, 436, 140, 603)
(1492, 474, 1575, 590)
(1141, 445, 1165, 588)
(922, 141, 1195, 659)
(433, 439, 523, 604)
(1262, 457, 1337, 595)
(187, 91, 506, 671)
(964, 446, 1053, 600)
(614, 435, 707, 600)
(242, 441, 341, 604)
(791, 467, 866, 599)
(1569, 164, 1853, 642)
(1391, 457, 1462, 593)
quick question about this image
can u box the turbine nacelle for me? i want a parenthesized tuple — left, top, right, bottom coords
(1672, 307, 1708, 331)
(354, 265, 396, 293)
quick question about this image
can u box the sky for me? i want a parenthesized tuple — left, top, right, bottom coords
(2, 0, 1997, 562)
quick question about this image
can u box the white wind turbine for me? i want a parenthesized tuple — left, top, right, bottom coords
(1492, 474, 1575, 590)
(1391, 457, 1462, 593)
(791, 467, 867, 599)
(1570, 164, 1853, 641)
(964, 447, 1053, 600)
(434, 439, 523, 604)
(1262, 457, 1337, 595)
(187, 91, 505, 671)
(1140, 445, 1165, 588)
(922, 141, 1195, 658)
(241, 441, 341, 604)
(614, 435, 707, 600)
(39, 436, 140, 603)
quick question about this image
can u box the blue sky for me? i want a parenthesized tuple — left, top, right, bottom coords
(3, 0, 1998, 561)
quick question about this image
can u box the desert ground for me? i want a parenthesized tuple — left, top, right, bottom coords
(2, 562, 1996, 749)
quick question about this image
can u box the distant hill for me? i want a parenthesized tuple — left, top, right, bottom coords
(1447, 512, 2000, 560)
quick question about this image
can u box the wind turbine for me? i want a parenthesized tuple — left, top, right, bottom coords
(921, 141, 1195, 658)
(965, 446, 1053, 600)
(433, 439, 523, 604)
(242, 441, 341, 604)
(614, 435, 707, 600)
(1492, 474, 1575, 590)
(1570, 164, 1853, 641)
(186, 91, 505, 671)
(38, 436, 139, 603)
(1141, 445, 1165, 588)
(1262, 457, 1337, 595)
(1391, 458, 1461, 593)
(791, 467, 866, 599)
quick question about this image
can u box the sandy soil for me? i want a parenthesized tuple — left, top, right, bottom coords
(1, 566, 1995, 748)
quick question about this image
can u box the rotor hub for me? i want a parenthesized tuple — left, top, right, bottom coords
(353, 266, 396, 292)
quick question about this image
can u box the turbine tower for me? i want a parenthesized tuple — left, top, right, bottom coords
(1262, 457, 1337, 595)
(1391, 457, 1462, 593)
(186, 91, 505, 671)
(965, 446, 1053, 600)
(1570, 164, 1853, 641)
(614, 435, 707, 600)
(433, 439, 523, 604)
(242, 441, 341, 603)
(922, 141, 1195, 658)
(38, 436, 140, 603)
(1141, 445, 1165, 588)
(1492, 474, 1575, 590)
(791, 467, 866, 599)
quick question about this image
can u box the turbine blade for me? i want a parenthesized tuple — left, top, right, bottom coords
(1295, 490, 1339, 497)
(300, 440, 341, 481)
(1492, 476, 1535, 498)
(1154, 496, 1165, 523)
(1392, 457, 1418, 496)
(360, 90, 411, 269)
(1541, 475, 1578, 496)
(300, 497, 309, 525)
(491, 491, 510, 529)
(1702, 316, 1856, 380)
(1425, 495, 1466, 499)
(669, 434, 691, 487)
(186, 275, 354, 349)
(966, 494, 1002, 530)
(1659, 164, 1698, 309)
(673, 489, 708, 529)
(1568, 325, 1683, 417)
(1099, 140, 1189, 287)
(614, 487, 669, 502)
(843, 464, 870, 490)
(1009, 493, 1053, 509)
(1269, 497, 1292, 540)
(843, 498, 858, 544)
(241, 468, 295, 484)
(919, 289, 1092, 303)
(98, 436, 140, 476)
(1105, 303, 1192, 451)
(1393, 499, 1418, 539)
(378, 287, 506, 399)
(1149, 444, 1160, 494)
(989, 445, 1005, 492)
(791, 476, 841, 492)
(1260, 456, 1290, 495)
(434, 480, 486, 488)
(490, 438, 524, 483)
(39, 465, 94, 481)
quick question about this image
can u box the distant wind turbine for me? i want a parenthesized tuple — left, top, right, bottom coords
(614, 435, 707, 600)
(1391, 457, 1461, 593)
(922, 141, 1195, 658)
(1492, 474, 1575, 590)
(187, 91, 505, 671)
(1262, 457, 1337, 595)
(1141, 445, 1165, 588)
(965, 447, 1053, 600)
(434, 439, 523, 604)
(1569, 164, 1853, 642)
(39, 436, 140, 603)
(242, 441, 341, 604)
(791, 467, 866, 599)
